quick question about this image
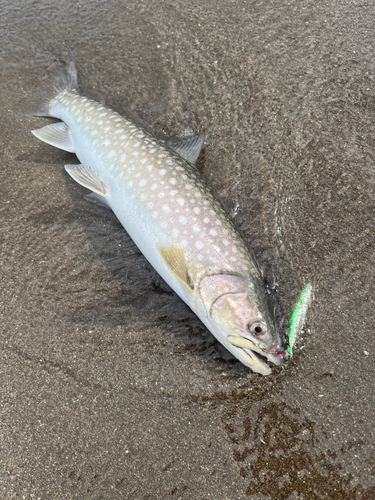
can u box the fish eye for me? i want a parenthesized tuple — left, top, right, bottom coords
(248, 320, 266, 336)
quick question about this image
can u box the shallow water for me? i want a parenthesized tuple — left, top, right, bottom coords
(1, 0, 374, 498)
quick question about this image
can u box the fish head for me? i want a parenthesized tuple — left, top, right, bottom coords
(199, 273, 286, 375)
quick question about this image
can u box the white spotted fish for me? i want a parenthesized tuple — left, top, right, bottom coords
(30, 62, 286, 375)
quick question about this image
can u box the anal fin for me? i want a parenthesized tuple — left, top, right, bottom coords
(65, 164, 106, 195)
(32, 122, 75, 153)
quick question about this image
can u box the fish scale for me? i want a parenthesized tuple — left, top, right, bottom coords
(31, 62, 285, 375)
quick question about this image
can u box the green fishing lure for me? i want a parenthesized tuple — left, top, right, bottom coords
(287, 283, 313, 355)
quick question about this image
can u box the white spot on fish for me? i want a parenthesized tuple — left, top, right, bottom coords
(158, 191, 165, 198)
(147, 202, 154, 209)
(103, 139, 110, 147)
(140, 193, 147, 202)
(195, 240, 204, 249)
(127, 180, 133, 188)
(132, 151, 139, 157)
(193, 207, 201, 215)
(146, 165, 154, 172)
(169, 178, 177, 185)
(180, 239, 187, 247)
(185, 184, 193, 190)
(172, 228, 179, 237)
(203, 217, 210, 224)
(209, 229, 217, 236)
(229, 256, 237, 262)
(177, 198, 184, 207)
(108, 150, 115, 158)
(151, 183, 158, 190)
(139, 179, 147, 187)
(170, 190, 178, 196)
(179, 216, 187, 225)
(162, 204, 170, 213)
(192, 224, 200, 233)
(159, 169, 167, 176)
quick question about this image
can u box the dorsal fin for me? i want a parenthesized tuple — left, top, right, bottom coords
(168, 133, 205, 166)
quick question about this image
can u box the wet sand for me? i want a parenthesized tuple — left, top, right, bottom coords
(1, 0, 374, 498)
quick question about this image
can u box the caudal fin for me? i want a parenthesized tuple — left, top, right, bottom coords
(28, 62, 80, 117)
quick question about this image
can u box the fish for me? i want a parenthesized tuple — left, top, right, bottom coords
(30, 62, 286, 375)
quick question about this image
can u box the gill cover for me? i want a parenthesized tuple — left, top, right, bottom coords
(199, 272, 283, 369)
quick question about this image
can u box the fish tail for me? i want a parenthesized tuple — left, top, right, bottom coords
(27, 62, 80, 117)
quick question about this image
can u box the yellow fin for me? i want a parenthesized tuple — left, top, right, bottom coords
(159, 245, 193, 291)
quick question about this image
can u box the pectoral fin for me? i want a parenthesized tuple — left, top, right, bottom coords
(32, 122, 75, 153)
(65, 164, 106, 195)
(159, 244, 194, 291)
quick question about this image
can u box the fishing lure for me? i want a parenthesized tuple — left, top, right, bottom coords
(286, 283, 313, 355)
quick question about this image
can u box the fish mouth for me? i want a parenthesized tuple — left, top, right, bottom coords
(226, 334, 286, 373)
